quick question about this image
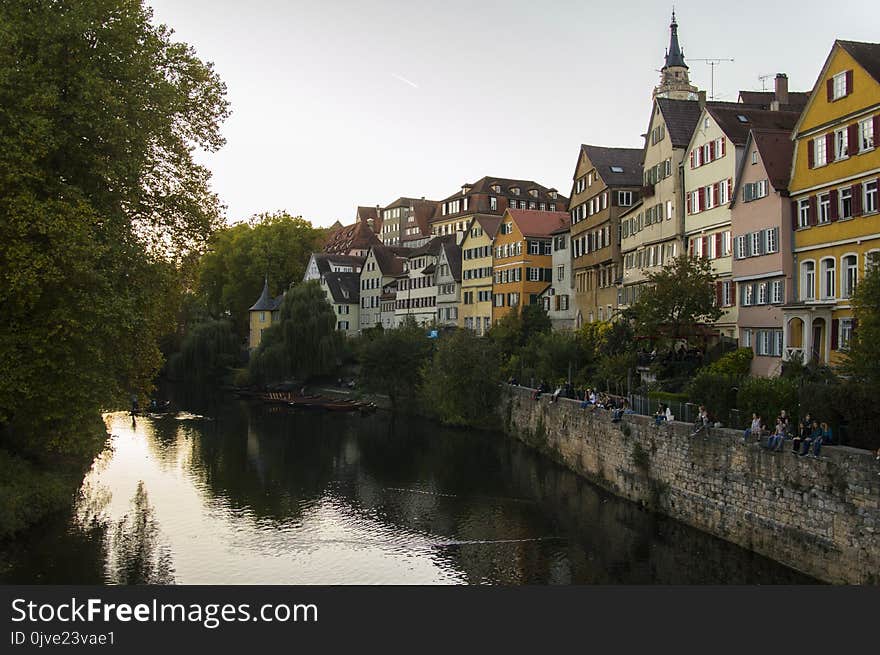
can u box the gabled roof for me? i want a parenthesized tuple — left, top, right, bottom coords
(473, 214, 502, 238)
(323, 271, 360, 304)
(656, 98, 704, 147)
(730, 128, 795, 204)
(249, 278, 283, 312)
(369, 245, 408, 276)
(704, 106, 801, 147)
(440, 241, 462, 282)
(580, 145, 643, 188)
(406, 234, 455, 258)
(505, 209, 569, 238)
(838, 40, 880, 85)
(792, 40, 880, 137)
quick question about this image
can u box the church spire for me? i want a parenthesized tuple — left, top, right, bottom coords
(664, 10, 687, 70)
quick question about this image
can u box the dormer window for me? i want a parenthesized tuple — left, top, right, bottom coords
(511, 187, 520, 196)
(529, 188, 538, 198)
(549, 190, 557, 199)
(491, 184, 501, 194)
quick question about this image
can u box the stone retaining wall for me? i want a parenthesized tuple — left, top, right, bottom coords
(501, 385, 880, 584)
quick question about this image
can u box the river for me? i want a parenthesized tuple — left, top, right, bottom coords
(0, 395, 816, 584)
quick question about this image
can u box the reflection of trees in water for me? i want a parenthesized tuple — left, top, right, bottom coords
(106, 482, 175, 585)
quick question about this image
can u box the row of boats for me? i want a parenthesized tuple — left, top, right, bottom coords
(239, 389, 378, 414)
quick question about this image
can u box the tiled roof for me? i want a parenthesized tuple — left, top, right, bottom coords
(441, 241, 462, 282)
(473, 215, 502, 238)
(838, 40, 880, 85)
(407, 235, 454, 257)
(323, 220, 381, 254)
(437, 176, 568, 208)
(581, 145, 644, 188)
(705, 106, 801, 146)
(312, 253, 365, 277)
(371, 245, 408, 276)
(751, 129, 795, 192)
(324, 271, 360, 304)
(737, 90, 810, 112)
(506, 209, 570, 238)
(656, 98, 705, 147)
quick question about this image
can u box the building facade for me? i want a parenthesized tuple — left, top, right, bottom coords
(783, 40, 880, 367)
(436, 240, 462, 327)
(394, 237, 452, 326)
(247, 278, 282, 350)
(569, 145, 642, 325)
(541, 222, 577, 329)
(491, 209, 568, 323)
(460, 216, 500, 335)
(359, 245, 407, 331)
(730, 129, 797, 376)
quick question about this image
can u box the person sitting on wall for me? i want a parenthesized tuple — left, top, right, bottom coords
(793, 413, 813, 454)
(654, 404, 667, 427)
(776, 409, 792, 437)
(765, 419, 786, 451)
(798, 419, 821, 457)
(665, 406, 674, 422)
(691, 405, 710, 436)
(551, 384, 563, 403)
(743, 413, 765, 444)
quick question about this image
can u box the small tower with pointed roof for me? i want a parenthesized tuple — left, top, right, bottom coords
(654, 11, 699, 100)
(248, 276, 283, 350)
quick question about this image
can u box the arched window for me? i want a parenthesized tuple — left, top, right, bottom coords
(801, 260, 815, 300)
(820, 258, 836, 299)
(842, 254, 858, 298)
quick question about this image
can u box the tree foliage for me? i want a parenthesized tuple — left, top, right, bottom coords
(630, 255, 722, 343)
(843, 263, 880, 384)
(166, 319, 239, 382)
(421, 330, 502, 429)
(357, 319, 433, 411)
(0, 0, 229, 459)
(197, 212, 325, 336)
(249, 281, 342, 384)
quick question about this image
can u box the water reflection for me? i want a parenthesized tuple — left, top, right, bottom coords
(0, 399, 817, 584)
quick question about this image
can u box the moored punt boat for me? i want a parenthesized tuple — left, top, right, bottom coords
(255, 390, 375, 413)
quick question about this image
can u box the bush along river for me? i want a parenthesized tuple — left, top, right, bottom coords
(0, 393, 817, 584)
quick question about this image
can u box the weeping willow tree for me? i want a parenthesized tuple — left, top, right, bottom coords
(166, 319, 239, 381)
(249, 281, 342, 384)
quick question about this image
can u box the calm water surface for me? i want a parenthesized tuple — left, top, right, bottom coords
(1, 396, 816, 584)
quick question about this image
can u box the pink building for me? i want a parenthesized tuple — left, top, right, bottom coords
(730, 129, 796, 376)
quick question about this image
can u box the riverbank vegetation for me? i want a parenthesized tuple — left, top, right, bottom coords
(0, 1, 230, 536)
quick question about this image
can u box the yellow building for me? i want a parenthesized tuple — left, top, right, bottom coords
(783, 40, 880, 367)
(248, 278, 282, 350)
(491, 208, 568, 323)
(460, 215, 501, 335)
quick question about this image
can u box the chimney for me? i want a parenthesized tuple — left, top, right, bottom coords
(774, 73, 789, 109)
(698, 90, 706, 109)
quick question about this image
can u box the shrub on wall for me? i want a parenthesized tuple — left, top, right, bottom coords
(736, 377, 799, 430)
(685, 371, 739, 426)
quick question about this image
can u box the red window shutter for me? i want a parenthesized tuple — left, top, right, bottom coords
(689, 239, 695, 257)
(875, 115, 880, 145)
(702, 236, 709, 258)
(848, 123, 859, 155)
(852, 183, 863, 216)
(826, 78, 834, 101)
(845, 70, 853, 95)
(809, 196, 817, 225)
(713, 183, 719, 206)
(831, 318, 839, 350)
(791, 200, 798, 230)
(721, 137, 726, 157)
(709, 141, 715, 160)
(715, 282, 723, 306)
(807, 139, 815, 168)
(826, 133, 834, 160)
(830, 189, 839, 220)
(690, 151, 695, 169)
(715, 233, 722, 258)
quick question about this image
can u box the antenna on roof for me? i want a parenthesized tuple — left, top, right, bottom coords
(758, 74, 774, 91)
(690, 57, 735, 100)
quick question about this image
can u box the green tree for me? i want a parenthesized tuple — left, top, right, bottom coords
(843, 262, 880, 384)
(249, 281, 341, 384)
(421, 330, 502, 429)
(357, 319, 433, 411)
(198, 212, 325, 336)
(0, 0, 229, 461)
(630, 255, 722, 344)
(166, 319, 239, 382)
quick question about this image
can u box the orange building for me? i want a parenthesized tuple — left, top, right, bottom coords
(492, 209, 569, 323)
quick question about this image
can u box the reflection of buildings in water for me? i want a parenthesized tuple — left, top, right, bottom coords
(106, 481, 175, 584)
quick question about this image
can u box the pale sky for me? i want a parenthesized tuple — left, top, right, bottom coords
(147, 0, 877, 228)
